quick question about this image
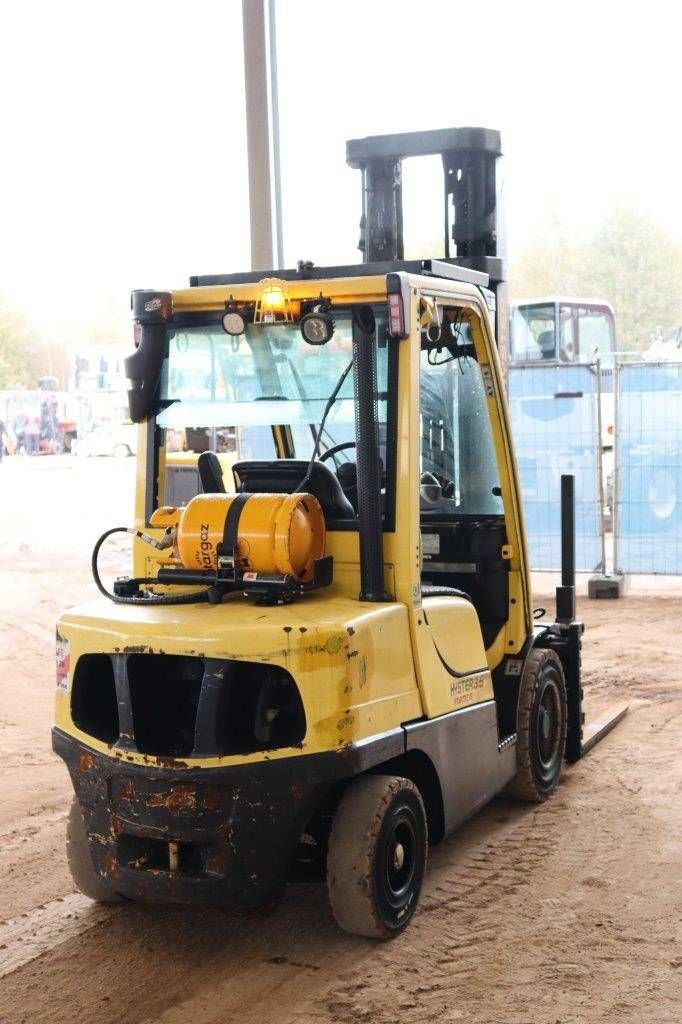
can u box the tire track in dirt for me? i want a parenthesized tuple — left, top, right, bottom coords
(0, 599, 75, 922)
(0, 805, 67, 855)
(0, 894, 117, 980)
(306, 703, 682, 1024)
(311, 799, 562, 1024)
(0, 799, 546, 1024)
(2, 614, 56, 647)
(2, 703, 677, 1024)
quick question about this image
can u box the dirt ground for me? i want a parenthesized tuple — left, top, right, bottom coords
(0, 457, 680, 1023)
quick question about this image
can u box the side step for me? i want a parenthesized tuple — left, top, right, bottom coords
(581, 701, 629, 756)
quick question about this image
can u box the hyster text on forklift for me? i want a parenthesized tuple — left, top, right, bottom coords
(53, 127, 627, 938)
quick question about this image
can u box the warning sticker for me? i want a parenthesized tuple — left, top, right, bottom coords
(480, 364, 495, 398)
(56, 633, 70, 692)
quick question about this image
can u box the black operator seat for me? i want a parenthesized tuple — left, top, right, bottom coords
(336, 461, 358, 510)
(197, 451, 226, 493)
(231, 460, 356, 520)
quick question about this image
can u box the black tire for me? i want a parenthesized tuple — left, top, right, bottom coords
(326, 775, 427, 939)
(66, 798, 122, 903)
(506, 649, 567, 802)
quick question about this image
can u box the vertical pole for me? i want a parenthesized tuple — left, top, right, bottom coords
(561, 474, 575, 587)
(268, 0, 284, 269)
(556, 473, 576, 623)
(612, 359, 620, 575)
(594, 360, 607, 574)
(352, 306, 390, 602)
(242, 0, 274, 270)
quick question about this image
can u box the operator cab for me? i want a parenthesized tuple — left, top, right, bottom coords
(510, 299, 616, 366)
(509, 298, 618, 449)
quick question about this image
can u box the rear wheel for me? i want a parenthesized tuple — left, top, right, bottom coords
(326, 775, 427, 939)
(66, 798, 122, 903)
(506, 649, 567, 802)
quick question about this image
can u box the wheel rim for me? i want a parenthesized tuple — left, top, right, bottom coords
(534, 675, 562, 784)
(373, 798, 424, 927)
(383, 817, 417, 904)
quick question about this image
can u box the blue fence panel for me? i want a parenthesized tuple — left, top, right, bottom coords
(615, 362, 682, 574)
(508, 365, 603, 571)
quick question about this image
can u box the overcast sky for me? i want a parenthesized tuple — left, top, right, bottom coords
(1, 0, 680, 335)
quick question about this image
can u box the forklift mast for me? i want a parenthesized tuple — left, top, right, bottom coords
(346, 126, 508, 366)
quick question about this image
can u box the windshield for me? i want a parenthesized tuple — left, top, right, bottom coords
(156, 310, 390, 485)
(510, 304, 556, 362)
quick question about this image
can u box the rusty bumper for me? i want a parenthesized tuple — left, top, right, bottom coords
(52, 726, 403, 907)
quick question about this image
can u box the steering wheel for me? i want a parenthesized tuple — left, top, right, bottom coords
(319, 441, 357, 466)
(420, 471, 456, 504)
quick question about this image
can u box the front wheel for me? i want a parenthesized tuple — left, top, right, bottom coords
(506, 648, 567, 802)
(326, 775, 427, 939)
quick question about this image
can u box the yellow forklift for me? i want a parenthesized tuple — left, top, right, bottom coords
(53, 128, 626, 938)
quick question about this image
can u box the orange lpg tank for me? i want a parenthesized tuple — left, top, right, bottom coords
(175, 492, 325, 583)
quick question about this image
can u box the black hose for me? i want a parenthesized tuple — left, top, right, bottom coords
(91, 527, 212, 605)
(295, 359, 354, 493)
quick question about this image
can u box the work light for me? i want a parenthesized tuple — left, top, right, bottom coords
(254, 278, 293, 324)
(300, 302, 335, 345)
(221, 301, 246, 336)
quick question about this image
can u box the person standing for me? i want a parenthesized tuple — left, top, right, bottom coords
(25, 413, 40, 456)
(13, 411, 27, 454)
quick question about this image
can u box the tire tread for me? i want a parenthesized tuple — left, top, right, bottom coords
(505, 648, 567, 803)
(326, 774, 426, 939)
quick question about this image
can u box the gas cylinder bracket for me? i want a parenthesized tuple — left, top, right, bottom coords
(151, 554, 334, 606)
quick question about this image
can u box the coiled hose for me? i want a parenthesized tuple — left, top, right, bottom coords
(91, 526, 212, 605)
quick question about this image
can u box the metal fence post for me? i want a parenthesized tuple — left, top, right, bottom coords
(595, 360, 607, 575)
(613, 358, 620, 576)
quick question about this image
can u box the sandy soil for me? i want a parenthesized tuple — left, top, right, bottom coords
(0, 458, 680, 1023)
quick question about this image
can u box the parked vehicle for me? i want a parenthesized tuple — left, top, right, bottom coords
(0, 390, 82, 454)
(73, 420, 137, 457)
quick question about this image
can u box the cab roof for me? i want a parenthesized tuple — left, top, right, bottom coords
(511, 297, 614, 312)
(189, 258, 488, 289)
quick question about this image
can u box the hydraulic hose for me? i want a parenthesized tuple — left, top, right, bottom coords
(91, 527, 212, 605)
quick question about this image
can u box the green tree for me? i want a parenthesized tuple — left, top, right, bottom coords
(583, 206, 682, 350)
(510, 205, 682, 352)
(0, 298, 40, 388)
(0, 293, 129, 391)
(509, 201, 587, 299)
